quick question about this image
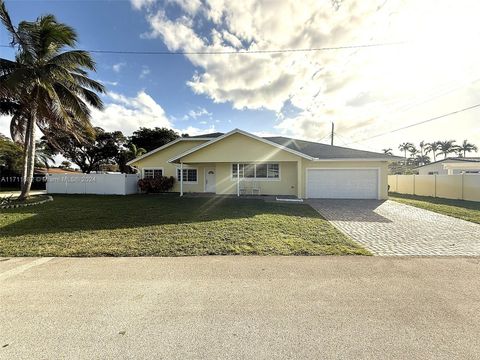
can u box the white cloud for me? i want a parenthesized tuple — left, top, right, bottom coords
(91, 91, 172, 135)
(183, 107, 212, 120)
(133, 0, 480, 154)
(1, 91, 216, 142)
(139, 66, 151, 79)
(130, 0, 155, 10)
(91, 91, 216, 137)
(0, 115, 11, 139)
(166, 0, 202, 16)
(181, 125, 217, 136)
(112, 62, 126, 73)
(97, 79, 118, 87)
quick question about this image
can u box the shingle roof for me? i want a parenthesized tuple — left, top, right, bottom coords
(263, 136, 400, 160)
(415, 157, 480, 169)
(188, 132, 224, 139)
(153, 129, 402, 163)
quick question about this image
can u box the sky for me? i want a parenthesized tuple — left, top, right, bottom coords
(1, 0, 480, 157)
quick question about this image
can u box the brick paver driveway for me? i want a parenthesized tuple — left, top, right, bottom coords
(308, 199, 480, 256)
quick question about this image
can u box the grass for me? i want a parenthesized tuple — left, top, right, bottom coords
(389, 193, 480, 224)
(0, 194, 370, 257)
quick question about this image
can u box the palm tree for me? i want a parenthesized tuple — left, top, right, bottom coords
(438, 140, 460, 159)
(424, 141, 441, 162)
(35, 141, 56, 169)
(398, 142, 414, 163)
(408, 146, 419, 165)
(127, 143, 147, 158)
(415, 155, 430, 166)
(382, 148, 393, 155)
(0, 1, 105, 200)
(419, 141, 426, 157)
(457, 140, 478, 157)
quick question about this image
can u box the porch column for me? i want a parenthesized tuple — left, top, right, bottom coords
(297, 159, 303, 199)
(237, 163, 240, 196)
(180, 161, 184, 196)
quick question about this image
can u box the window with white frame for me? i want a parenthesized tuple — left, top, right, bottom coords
(177, 168, 198, 182)
(232, 163, 279, 179)
(143, 168, 163, 178)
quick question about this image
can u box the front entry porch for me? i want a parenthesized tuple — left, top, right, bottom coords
(178, 161, 301, 197)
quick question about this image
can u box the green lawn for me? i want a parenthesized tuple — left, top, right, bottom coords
(0, 194, 370, 256)
(390, 193, 480, 224)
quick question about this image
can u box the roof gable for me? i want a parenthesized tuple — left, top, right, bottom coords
(126, 138, 210, 165)
(168, 129, 314, 163)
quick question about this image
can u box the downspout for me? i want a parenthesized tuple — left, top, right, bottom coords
(237, 163, 240, 197)
(180, 161, 184, 197)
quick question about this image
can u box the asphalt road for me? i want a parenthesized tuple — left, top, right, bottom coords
(1, 257, 479, 359)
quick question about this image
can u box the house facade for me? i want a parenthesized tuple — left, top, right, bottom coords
(415, 158, 480, 175)
(128, 129, 400, 199)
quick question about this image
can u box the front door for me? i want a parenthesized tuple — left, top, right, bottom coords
(205, 167, 216, 193)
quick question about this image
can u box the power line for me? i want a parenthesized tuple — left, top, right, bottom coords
(0, 41, 405, 55)
(346, 103, 480, 145)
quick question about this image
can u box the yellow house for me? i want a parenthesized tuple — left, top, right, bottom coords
(127, 129, 400, 199)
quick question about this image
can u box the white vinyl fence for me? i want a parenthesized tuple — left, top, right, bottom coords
(46, 173, 140, 195)
(388, 174, 480, 202)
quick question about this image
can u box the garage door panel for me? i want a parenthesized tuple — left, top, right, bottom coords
(307, 169, 378, 199)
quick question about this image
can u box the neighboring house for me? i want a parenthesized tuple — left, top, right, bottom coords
(415, 158, 480, 175)
(127, 129, 401, 199)
(35, 167, 80, 174)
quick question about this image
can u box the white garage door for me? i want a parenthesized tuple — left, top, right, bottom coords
(306, 169, 379, 199)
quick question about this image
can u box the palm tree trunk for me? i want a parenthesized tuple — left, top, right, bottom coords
(20, 118, 32, 190)
(18, 117, 36, 201)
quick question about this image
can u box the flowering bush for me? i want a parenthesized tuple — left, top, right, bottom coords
(138, 176, 175, 193)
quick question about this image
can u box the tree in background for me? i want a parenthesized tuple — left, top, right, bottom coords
(43, 127, 126, 173)
(116, 143, 147, 174)
(438, 140, 460, 159)
(414, 155, 431, 166)
(129, 127, 179, 152)
(59, 160, 72, 170)
(35, 141, 56, 169)
(0, 1, 105, 200)
(457, 140, 478, 157)
(424, 141, 441, 162)
(0, 133, 22, 172)
(127, 143, 147, 158)
(418, 141, 426, 157)
(408, 146, 419, 164)
(398, 142, 414, 163)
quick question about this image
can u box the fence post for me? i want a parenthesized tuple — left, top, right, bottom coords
(461, 173, 465, 200)
(412, 174, 415, 195)
(396, 174, 399, 192)
(434, 175, 437, 198)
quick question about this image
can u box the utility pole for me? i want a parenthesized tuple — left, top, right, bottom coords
(331, 122, 334, 146)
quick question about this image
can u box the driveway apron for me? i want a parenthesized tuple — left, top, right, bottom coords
(308, 199, 480, 256)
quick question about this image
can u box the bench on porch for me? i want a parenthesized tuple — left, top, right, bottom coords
(239, 180, 261, 195)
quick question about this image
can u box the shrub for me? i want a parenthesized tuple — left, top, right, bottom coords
(138, 176, 175, 193)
